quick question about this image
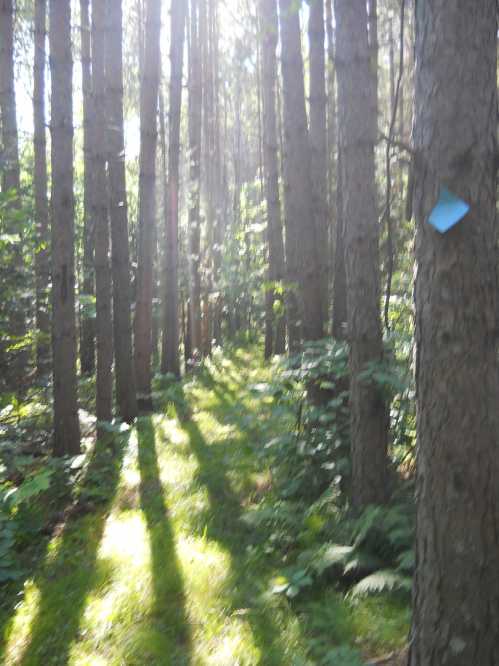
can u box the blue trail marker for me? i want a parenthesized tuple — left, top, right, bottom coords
(428, 187, 470, 233)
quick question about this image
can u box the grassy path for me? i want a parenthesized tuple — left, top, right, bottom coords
(1, 348, 408, 665)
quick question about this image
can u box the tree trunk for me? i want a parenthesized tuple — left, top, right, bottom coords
(278, 0, 323, 350)
(49, 0, 81, 455)
(79, 0, 95, 376)
(134, 0, 161, 410)
(33, 0, 50, 374)
(0, 0, 27, 383)
(161, 0, 187, 378)
(106, 0, 138, 423)
(92, 0, 113, 425)
(334, 0, 387, 508)
(308, 0, 329, 327)
(188, 0, 203, 361)
(409, 2, 499, 663)
(260, 0, 286, 358)
(332, 147, 347, 340)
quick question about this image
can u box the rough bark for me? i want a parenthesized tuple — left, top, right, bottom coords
(278, 0, 323, 350)
(79, 0, 95, 376)
(134, 0, 161, 409)
(409, 2, 499, 663)
(105, 0, 138, 423)
(33, 0, 51, 374)
(188, 0, 203, 360)
(161, 0, 187, 378)
(49, 0, 81, 455)
(260, 0, 286, 357)
(334, 0, 387, 507)
(308, 0, 329, 326)
(92, 0, 113, 425)
(0, 0, 27, 382)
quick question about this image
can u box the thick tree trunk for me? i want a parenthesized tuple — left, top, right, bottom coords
(260, 0, 286, 357)
(161, 0, 187, 378)
(409, 2, 499, 663)
(106, 0, 138, 423)
(79, 0, 95, 376)
(334, 0, 387, 508)
(134, 0, 161, 409)
(33, 0, 50, 374)
(49, 0, 81, 455)
(188, 0, 203, 361)
(92, 0, 113, 425)
(0, 0, 27, 383)
(278, 0, 323, 350)
(308, 0, 329, 327)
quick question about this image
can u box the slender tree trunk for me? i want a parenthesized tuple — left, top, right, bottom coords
(33, 0, 50, 374)
(409, 2, 499, 663)
(106, 0, 138, 423)
(332, 147, 347, 340)
(334, 0, 387, 508)
(161, 0, 187, 378)
(49, 0, 80, 455)
(308, 0, 329, 326)
(0, 0, 27, 383)
(278, 0, 323, 350)
(260, 0, 285, 357)
(188, 0, 203, 360)
(134, 0, 161, 410)
(92, 0, 113, 425)
(79, 0, 95, 376)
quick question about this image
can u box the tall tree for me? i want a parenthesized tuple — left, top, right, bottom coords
(188, 0, 203, 360)
(33, 0, 50, 374)
(92, 0, 113, 424)
(49, 0, 80, 455)
(134, 0, 161, 409)
(409, 1, 499, 663)
(260, 0, 286, 357)
(308, 0, 328, 326)
(79, 0, 95, 376)
(106, 0, 138, 423)
(0, 0, 27, 382)
(161, 0, 187, 378)
(334, 0, 387, 507)
(278, 0, 323, 351)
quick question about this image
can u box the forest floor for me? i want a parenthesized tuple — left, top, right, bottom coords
(0, 347, 409, 666)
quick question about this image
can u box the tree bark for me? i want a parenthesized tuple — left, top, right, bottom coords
(161, 0, 187, 378)
(188, 0, 203, 361)
(334, 0, 387, 508)
(409, 1, 499, 663)
(79, 0, 95, 376)
(106, 0, 138, 423)
(92, 0, 113, 425)
(260, 0, 286, 358)
(49, 0, 81, 455)
(278, 0, 323, 350)
(134, 0, 161, 409)
(33, 0, 51, 374)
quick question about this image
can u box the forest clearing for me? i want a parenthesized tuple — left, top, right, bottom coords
(1, 0, 498, 664)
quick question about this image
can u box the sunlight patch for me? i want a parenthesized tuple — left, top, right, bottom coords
(3, 580, 41, 665)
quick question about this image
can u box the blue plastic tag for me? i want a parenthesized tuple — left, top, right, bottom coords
(428, 187, 470, 233)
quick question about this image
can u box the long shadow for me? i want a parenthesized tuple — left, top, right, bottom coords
(17, 434, 127, 666)
(137, 417, 191, 665)
(172, 386, 291, 665)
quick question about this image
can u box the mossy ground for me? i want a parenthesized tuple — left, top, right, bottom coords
(0, 347, 409, 665)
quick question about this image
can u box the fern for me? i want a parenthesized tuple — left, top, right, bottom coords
(350, 570, 412, 597)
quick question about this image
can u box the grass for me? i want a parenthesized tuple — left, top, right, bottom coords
(1, 346, 409, 665)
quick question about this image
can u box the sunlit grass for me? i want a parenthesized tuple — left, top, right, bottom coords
(1, 345, 409, 665)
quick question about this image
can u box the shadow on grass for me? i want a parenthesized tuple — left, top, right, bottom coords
(137, 417, 191, 665)
(16, 434, 127, 666)
(171, 386, 291, 666)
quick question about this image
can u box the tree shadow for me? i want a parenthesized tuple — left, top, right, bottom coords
(136, 417, 192, 665)
(15, 433, 127, 666)
(172, 388, 292, 665)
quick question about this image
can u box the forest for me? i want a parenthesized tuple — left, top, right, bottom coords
(0, 0, 498, 664)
